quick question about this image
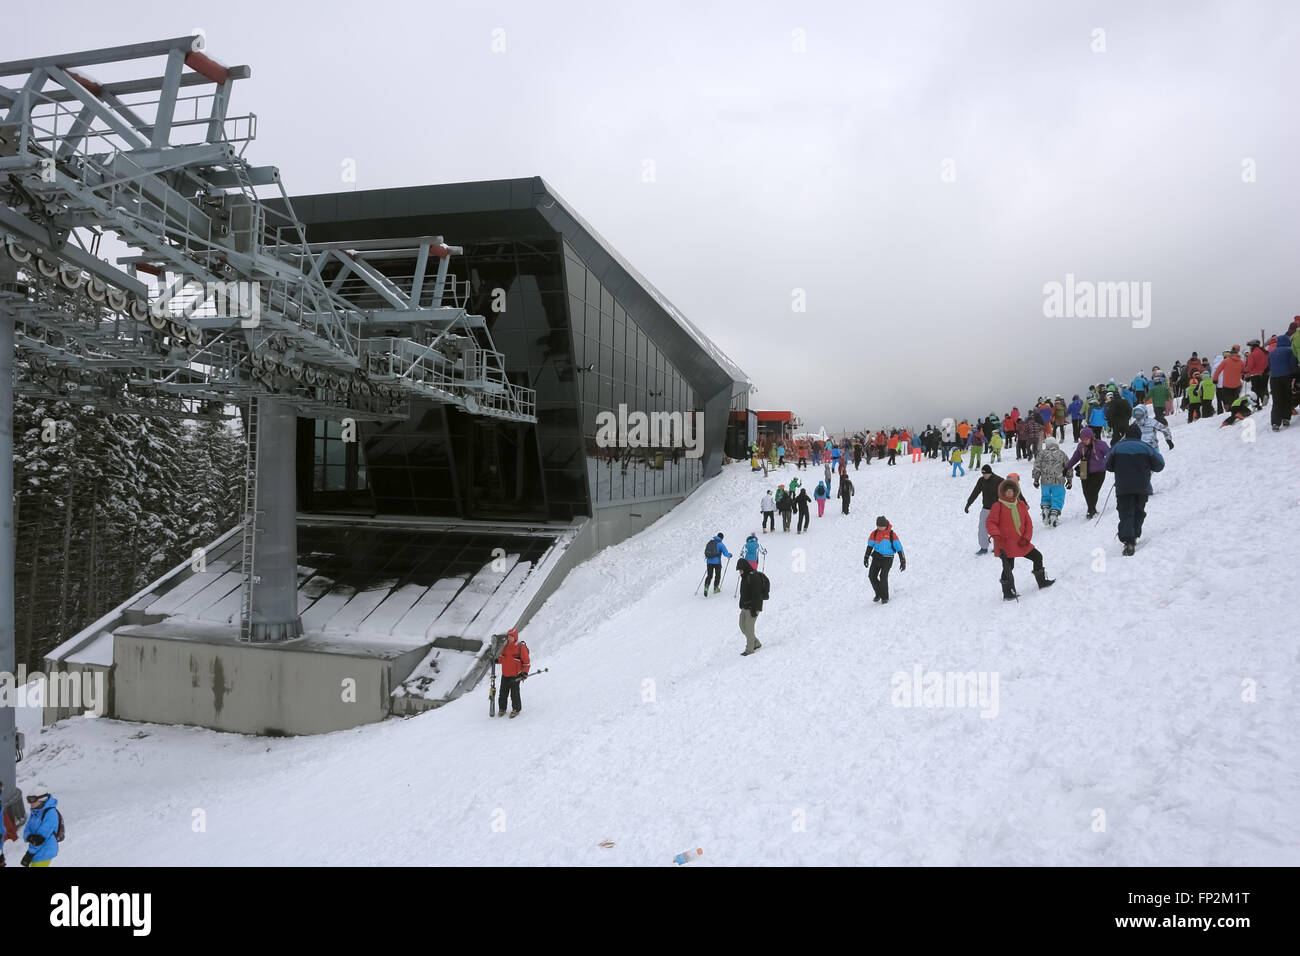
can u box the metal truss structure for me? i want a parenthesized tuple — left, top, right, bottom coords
(0, 29, 540, 719)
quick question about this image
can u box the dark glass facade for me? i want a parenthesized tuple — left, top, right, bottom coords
(286, 178, 748, 526)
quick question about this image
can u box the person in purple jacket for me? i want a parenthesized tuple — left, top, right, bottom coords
(1065, 427, 1110, 518)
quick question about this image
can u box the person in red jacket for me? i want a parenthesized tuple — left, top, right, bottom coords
(1244, 339, 1270, 407)
(496, 627, 531, 718)
(985, 476, 1055, 601)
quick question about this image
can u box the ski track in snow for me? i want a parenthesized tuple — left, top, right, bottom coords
(6, 416, 1299, 866)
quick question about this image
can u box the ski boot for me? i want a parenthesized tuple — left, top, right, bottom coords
(713, 586, 720, 594)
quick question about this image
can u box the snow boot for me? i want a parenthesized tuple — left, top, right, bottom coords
(1049, 509, 1061, 527)
(1122, 541, 1135, 556)
(1001, 579, 1018, 601)
(509, 711, 520, 719)
(1033, 568, 1055, 589)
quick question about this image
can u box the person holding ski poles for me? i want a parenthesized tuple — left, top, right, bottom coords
(495, 628, 531, 718)
(703, 532, 732, 595)
(743, 531, 766, 571)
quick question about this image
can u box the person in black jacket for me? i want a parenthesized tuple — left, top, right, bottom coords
(838, 475, 855, 514)
(964, 465, 1002, 555)
(776, 487, 795, 531)
(794, 487, 812, 534)
(1105, 424, 1165, 556)
(1105, 390, 1132, 446)
(736, 558, 769, 656)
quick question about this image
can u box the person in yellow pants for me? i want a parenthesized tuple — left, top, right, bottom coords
(21, 786, 60, 867)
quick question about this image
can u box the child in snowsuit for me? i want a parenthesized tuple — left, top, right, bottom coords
(1031, 437, 1069, 527)
(863, 516, 906, 604)
(950, 445, 965, 477)
(989, 431, 1003, 462)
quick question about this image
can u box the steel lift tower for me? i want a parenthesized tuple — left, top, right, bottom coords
(0, 35, 537, 790)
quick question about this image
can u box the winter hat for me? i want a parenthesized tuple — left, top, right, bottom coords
(1231, 344, 1240, 352)
(507, 628, 519, 639)
(875, 516, 888, 528)
(715, 532, 724, 540)
(748, 531, 758, 538)
(1044, 437, 1058, 448)
(1006, 472, 1021, 482)
(981, 464, 992, 474)
(735, 558, 751, 572)
(1132, 405, 1147, 419)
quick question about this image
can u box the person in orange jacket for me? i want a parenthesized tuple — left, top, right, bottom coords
(496, 627, 531, 718)
(985, 475, 1054, 601)
(1212, 345, 1246, 411)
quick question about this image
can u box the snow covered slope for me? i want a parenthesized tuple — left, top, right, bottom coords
(7, 415, 1298, 866)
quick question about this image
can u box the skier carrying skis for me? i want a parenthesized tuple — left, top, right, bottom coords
(1031, 437, 1070, 527)
(760, 490, 776, 533)
(985, 476, 1055, 601)
(838, 474, 855, 514)
(495, 628, 531, 718)
(703, 532, 732, 594)
(863, 516, 906, 604)
(735, 558, 770, 656)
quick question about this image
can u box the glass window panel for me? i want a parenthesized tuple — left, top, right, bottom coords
(566, 260, 585, 299)
(600, 286, 614, 316)
(569, 295, 585, 336)
(600, 310, 613, 344)
(586, 304, 600, 342)
(586, 269, 601, 304)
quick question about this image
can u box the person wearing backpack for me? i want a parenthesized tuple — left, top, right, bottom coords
(495, 628, 531, 718)
(776, 487, 795, 531)
(21, 786, 61, 866)
(703, 532, 732, 595)
(735, 558, 769, 656)
(863, 516, 906, 604)
(837, 475, 855, 514)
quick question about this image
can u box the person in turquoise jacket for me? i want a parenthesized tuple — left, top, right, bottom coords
(814, 481, 828, 517)
(22, 789, 58, 866)
(742, 532, 765, 568)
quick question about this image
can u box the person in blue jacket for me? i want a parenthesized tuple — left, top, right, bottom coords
(1131, 372, 1149, 404)
(21, 787, 59, 867)
(814, 481, 828, 517)
(1067, 394, 1084, 442)
(1105, 424, 1165, 556)
(1269, 333, 1297, 430)
(777, 444, 786, 466)
(863, 516, 906, 604)
(703, 532, 732, 596)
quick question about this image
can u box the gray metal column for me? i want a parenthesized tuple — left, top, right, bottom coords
(249, 396, 302, 641)
(1, 304, 16, 792)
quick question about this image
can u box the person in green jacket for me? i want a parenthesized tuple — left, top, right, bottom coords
(1198, 375, 1217, 421)
(967, 430, 983, 469)
(1148, 377, 1171, 423)
(990, 430, 1004, 462)
(1186, 376, 1202, 423)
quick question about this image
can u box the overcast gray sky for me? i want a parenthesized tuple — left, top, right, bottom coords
(7, 0, 1299, 429)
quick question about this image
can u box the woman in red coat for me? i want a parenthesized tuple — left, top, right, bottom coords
(985, 477, 1055, 600)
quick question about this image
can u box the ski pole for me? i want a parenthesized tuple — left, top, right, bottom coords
(1094, 485, 1114, 525)
(522, 668, 549, 680)
(694, 568, 708, 596)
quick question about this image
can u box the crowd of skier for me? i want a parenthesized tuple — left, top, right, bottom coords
(720, 322, 1300, 655)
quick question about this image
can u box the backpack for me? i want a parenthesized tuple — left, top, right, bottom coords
(704, 538, 719, 560)
(752, 571, 770, 602)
